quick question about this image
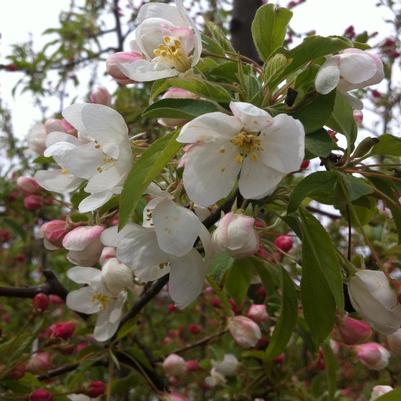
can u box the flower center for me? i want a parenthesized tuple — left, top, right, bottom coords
(92, 293, 110, 310)
(153, 36, 192, 72)
(231, 131, 262, 163)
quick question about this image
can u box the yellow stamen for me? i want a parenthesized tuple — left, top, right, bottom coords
(231, 131, 262, 163)
(153, 35, 191, 73)
(92, 293, 110, 310)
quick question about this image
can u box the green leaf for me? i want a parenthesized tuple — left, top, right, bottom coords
(371, 134, 401, 156)
(291, 91, 336, 133)
(205, 21, 236, 53)
(119, 132, 182, 229)
(271, 36, 350, 87)
(224, 258, 254, 305)
(341, 174, 373, 201)
(322, 342, 337, 401)
(305, 129, 337, 158)
(376, 389, 401, 401)
(299, 210, 344, 343)
(251, 4, 293, 61)
(143, 98, 218, 119)
(287, 171, 338, 213)
(327, 91, 357, 148)
(209, 251, 234, 284)
(265, 267, 298, 360)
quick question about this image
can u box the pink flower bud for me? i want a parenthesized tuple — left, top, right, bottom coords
(40, 220, 68, 248)
(29, 389, 53, 401)
(99, 246, 116, 265)
(186, 359, 199, 371)
(48, 321, 76, 340)
(32, 293, 49, 312)
(44, 118, 66, 134)
(353, 110, 363, 125)
(0, 229, 11, 243)
(60, 119, 76, 135)
(354, 342, 390, 370)
(26, 352, 52, 373)
(188, 323, 201, 335)
(162, 354, 187, 376)
(86, 380, 106, 397)
(387, 328, 401, 356)
(62, 225, 104, 266)
(227, 316, 262, 348)
(212, 212, 259, 258)
(274, 235, 293, 252)
(17, 176, 40, 194)
(49, 294, 64, 305)
(106, 52, 142, 84)
(24, 194, 44, 211)
(370, 385, 393, 401)
(247, 304, 269, 323)
(158, 88, 198, 127)
(337, 315, 372, 345)
(90, 86, 112, 106)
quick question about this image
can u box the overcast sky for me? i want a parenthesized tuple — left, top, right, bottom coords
(0, 0, 397, 140)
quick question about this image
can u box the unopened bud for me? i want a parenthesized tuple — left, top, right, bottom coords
(106, 52, 142, 84)
(227, 316, 262, 348)
(247, 304, 269, 323)
(354, 342, 390, 370)
(32, 293, 49, 312)
(24, 194, 44, 211)
(86, 380, 106, 397)
(29, 389, 53, 401)
(48, 321, 76, 340)
(337, 315, 372, 345)
(17, 176, 40, 194)
(162, 354, 187, 376)
(90, 86, 112, 106)
(274, 235, 293, 253)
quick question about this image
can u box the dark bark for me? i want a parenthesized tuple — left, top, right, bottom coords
(230, 0, 263, 61)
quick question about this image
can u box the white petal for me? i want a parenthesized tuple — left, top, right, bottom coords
(260, 114, 305, 173)
(63, 103, 128, 159)
(142, 196, 168, 227)
(339, 52, 378, 84)
(67, 266, 102, 284)
(116, 58, 178, 82)
(46, 131, 80, 147)
(66, 287, 102, 314)
(315, 57, 340, 95)
(169, 249, 208, 309)
(85, 166, 124, 193)
(101, 226, 119, 247)
(78, 191, 114, 213)
(35, 170, 83, 193)
(44, 141, 76, 160)
(239, 157, 284, 200)
(153, 199, 201, 257)
(94, 307, 119, 342)
(230, 102, 273, 132)
(137, 4, 187, 27)
(177, 112, 241, 144)
(183, 142, 241, 207)
(108, 292, 127, 323)
(343, 92, 364, 110)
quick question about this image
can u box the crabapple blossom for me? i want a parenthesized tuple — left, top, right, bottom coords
(101, 197, 211, 308)
(176, 101, 305, 206)
(354, 342, 390, 370)
(48, 321, 76, 340)
(90, 86, 111, 106)
(348, 270, 401, 335)
(26, 352, 52, 373)
(40, 220, 69, 249)
(62, 226, 104, 266)
(26, 123, 48, 155)
(115, 0, 201, 82)
(315, 48, 384, 108)
(35, 103, 132, 213)
(386, 328, 401, 356)
(66, 259, 133, 341)
(247, 304, 269, 324)
(106, 51, 143, 84)
(205, 368, 226, 387)
(212, 212, 259, 258)
(16, 176, 40, 193)
(370, 385, 394, 401)
(99, 246, 116, 265)
(212, 354, 240, 377)
(227, 315, 262, 348)
(337, 315, 372, 345)
(163, 354, 187, 376)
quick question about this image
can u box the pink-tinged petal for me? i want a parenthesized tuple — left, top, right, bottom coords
(66, 287, 102, 314)
(177, 112, 241, 144)
(63, 103, 128, 159)
(34, 170, 83, 193)
(67, 266, 102, 284)
(137, 4, 188, 27)
(339, 52, 378, 84)
(63, 226, 104, 251)
(183, 141, 241, 207)
(169, 249, 208, 309)
(315, 57, 340, 94)
(260, 113, 305, 173)
(239, 157, 284, 200)
(153, 199, 201, 257)
(101, 226, 119, 247)
(78, 191, 114, 213)
(117, 58, 178, 82)
(229, 102, 273, 132)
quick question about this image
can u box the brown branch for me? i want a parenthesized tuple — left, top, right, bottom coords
(306, 206, 341, 220)
(172, 330, 227, 356)
(113, 0, 124, 52)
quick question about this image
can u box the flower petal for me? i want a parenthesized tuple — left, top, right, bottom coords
(137, 3, 188, 27)
(315, 57, 340, 95)
(45, 131, 80, 147)
(339, 52, 378, 84)
(35, 170, 83, 193)
(239, 156, 284, 200)
(177, 112, 241, 144)
(94, 306, 120, 342)
(117, 58, 178, 82)
(66, 287, 102, 314)
(183, 142, 241, 207)
(230, 102, 273, 132)
(259, 114, 305, 173)
(63, 103, 128, 159)
(169, 249, 208, 309)
(78, 191, 114, 213)
(67, 266, 102, 284)
(153, 198, 201, 256)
